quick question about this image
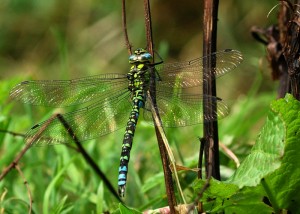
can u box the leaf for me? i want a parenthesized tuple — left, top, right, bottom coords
(225, 94, 300, 212)
(119, 203, 142, 214)
(141, 172, 164, 193)
(194, 178, 239, 199)
(212, 186, 273, 214)
(50, 195, 74, 214)
(226, 100, 285, 187)
(194, 94, 300, 213)
(43, 157, 77, 214)
(264, 94, 300, 213)
(193, 179, 273, 213)
(96, 182, 105, 214)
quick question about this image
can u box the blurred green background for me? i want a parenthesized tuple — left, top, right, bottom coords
(0, 0, 279, 213)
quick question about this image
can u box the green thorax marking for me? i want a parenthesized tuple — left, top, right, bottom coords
(127, 48, 153, 95)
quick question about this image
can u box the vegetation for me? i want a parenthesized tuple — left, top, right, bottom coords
(1, 0, 298, 213)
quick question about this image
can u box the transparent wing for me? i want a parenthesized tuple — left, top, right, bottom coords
(25, 89, 132, 146)
(10, 73, 128, 107)
(154, 49, 243, 88)
(143, 92, 228, 127)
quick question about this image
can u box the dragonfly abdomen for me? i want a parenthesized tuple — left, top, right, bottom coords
(118, 89, 145, 197)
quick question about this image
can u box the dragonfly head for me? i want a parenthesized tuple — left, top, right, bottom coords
(129, 48, 152, 64)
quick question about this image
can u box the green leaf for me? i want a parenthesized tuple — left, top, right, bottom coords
(226, 100, 285, 187)
(264, 94, 300, 213)
(141, 172, 164, 193)
(119, 203, 142, 214)
(193, 179, 273, 213)
(96, 182, 105, 214)
(50, 195, 74, 214)
(43, 156, 77, 214)
(194, 178, 239, 199)
(195, 94, 300, 213)
(212, 186, 273, 214)
(225, 94, 300, 213)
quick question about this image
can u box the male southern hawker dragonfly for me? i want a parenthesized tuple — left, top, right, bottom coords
(10, 48, 243, 197)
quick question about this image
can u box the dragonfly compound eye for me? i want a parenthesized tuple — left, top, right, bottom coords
(139, 52, 152, 63)
(129, 49, 152, 64)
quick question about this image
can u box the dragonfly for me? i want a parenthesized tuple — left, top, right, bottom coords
(10, 48, 243, 197)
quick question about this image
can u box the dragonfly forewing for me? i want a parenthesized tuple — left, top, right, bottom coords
(10, 74, 128, 107)
(154, 49, 243, 88)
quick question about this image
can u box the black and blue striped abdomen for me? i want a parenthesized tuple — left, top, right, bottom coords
(118, 89, 145, 197)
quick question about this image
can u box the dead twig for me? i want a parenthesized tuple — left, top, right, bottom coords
(15, 164, 33, 214)
(219, 142, 240, 168)
(202, 0, 221, 180)
(56, 114, 121, 202)
(189, 137, 214, 213)
(0, 115, 57, 181)
(0, 129, 26, 138)
(122, 0, 132, 55)
(143, 0, 177, 211)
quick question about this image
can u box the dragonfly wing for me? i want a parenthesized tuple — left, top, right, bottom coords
(155, 49, 243, 88)
(143, 92, 229, 127)
(25, 90, 132, 146)
(10, 73, 128, 107)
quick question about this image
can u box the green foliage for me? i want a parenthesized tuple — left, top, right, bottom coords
(119, 204, 142, 214)
(264, 94, 300, 212)
(195, 180, 273, 213)
(194, 94, 300, 213)
(227, 100, 285, 187)
(0, 0, 294, 213)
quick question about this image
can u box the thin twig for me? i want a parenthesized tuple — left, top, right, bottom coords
(219, 142, 240, 168)
(0, 128, 98, 155)
(0, 129, 26, 138)
(0, 114, 57, 181)
(1, 113, 121, 205)
(0, 115, 57, 213)
(56, 114, 121, 202)
(143, 0, 154, 54)
(195, 137, 205, 213)
(201, 0, 220, 212)
(202, 0, 220, 179)
(147, 91, 186, 204)
(173, 165, 199, 173)
(197, 137, 205, 179)
(122, 0, 132, 55)
(143, 0, 177, 211)
(282, 1, 300, 100)
(189, 137, 214, 213)
(15, 164, 33, 214)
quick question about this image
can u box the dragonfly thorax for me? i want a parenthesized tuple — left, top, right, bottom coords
(127, 64, 150, 92)
(127, 49, 152, 92)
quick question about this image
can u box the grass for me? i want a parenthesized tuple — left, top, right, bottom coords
(0, 0, 281, 213)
